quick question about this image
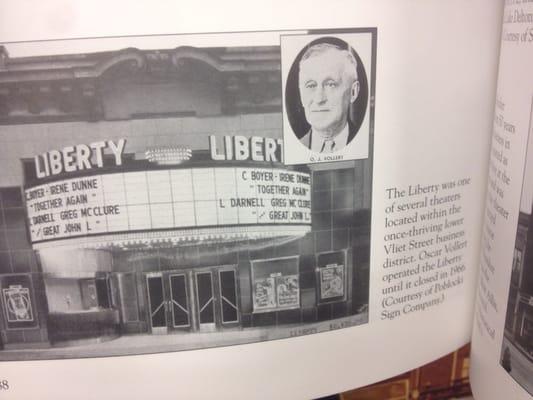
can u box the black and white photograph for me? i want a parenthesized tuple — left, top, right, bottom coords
(500, 100, 533, 394)
(281, 31, 375, 165)
(0, 29, 374, 361)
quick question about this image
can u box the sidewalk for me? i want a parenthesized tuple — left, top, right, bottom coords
(0, 313, 368, 361)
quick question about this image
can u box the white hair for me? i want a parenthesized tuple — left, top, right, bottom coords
(299, 42, 358, 82)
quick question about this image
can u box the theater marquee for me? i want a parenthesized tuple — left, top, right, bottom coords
(25, 166, 312, 246)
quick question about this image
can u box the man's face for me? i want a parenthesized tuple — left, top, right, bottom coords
(298, 50, 358, 137)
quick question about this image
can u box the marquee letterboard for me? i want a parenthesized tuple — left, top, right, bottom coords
(24, 167, 312, 244)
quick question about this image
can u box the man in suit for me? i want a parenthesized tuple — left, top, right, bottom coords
(298, 43, 360, 153)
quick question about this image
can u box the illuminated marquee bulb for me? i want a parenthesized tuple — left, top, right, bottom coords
(145, 146, 192, 165)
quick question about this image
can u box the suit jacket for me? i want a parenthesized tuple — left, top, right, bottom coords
(299, 120, 357, 151)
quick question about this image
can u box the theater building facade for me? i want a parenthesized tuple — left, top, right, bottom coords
(0, 43, 371, 352)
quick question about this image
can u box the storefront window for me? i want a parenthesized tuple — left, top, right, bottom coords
(317, 250, 347, 304)
(251, 256, 299, 313)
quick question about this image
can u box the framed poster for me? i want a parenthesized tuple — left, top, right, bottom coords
(275, 275, 299, 308)
(1, 275, 38, 329)
(251, 256, 300, 313)
(253, 277, 276, 311)
(317, 250, 347, 304)
(319, 264, 345, 300)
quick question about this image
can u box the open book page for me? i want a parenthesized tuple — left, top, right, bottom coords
(470, 1, 533, 399)
(0, 1, 501, 399)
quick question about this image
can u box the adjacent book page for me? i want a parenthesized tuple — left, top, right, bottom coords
(470, 1, 533, 399)
(0, 1, 502, 399)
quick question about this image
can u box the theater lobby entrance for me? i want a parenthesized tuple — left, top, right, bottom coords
(145, 266, 239, 334)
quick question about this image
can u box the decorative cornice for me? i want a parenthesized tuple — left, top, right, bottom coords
(172, 46, 280, 72)
(0, 45, 282, 123)
(0, 48, 146, 83)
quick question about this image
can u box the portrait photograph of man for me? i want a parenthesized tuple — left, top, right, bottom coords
(281, 32, 375, 165)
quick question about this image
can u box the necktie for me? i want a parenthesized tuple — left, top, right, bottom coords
(321, 139, 335, 153)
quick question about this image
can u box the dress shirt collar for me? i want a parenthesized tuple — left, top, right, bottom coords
(311, 123, 349, 154)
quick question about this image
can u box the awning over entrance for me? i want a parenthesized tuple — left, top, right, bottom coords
(33, 225, 309, 251)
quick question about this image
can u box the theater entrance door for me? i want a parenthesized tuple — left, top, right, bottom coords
(146, 266, 240, 334)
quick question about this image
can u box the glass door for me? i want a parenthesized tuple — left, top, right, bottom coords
(168, 273, 191, 329)
(195, 271, 216, 331)
(146, 273, 167, 334)
(146, 266, 240, 333)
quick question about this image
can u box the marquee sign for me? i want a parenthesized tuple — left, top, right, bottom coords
(34, 139, 126, 178)
(25, 167, 311, 245)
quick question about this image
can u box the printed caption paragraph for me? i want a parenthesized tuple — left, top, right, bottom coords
(380, 178, 471, 321)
